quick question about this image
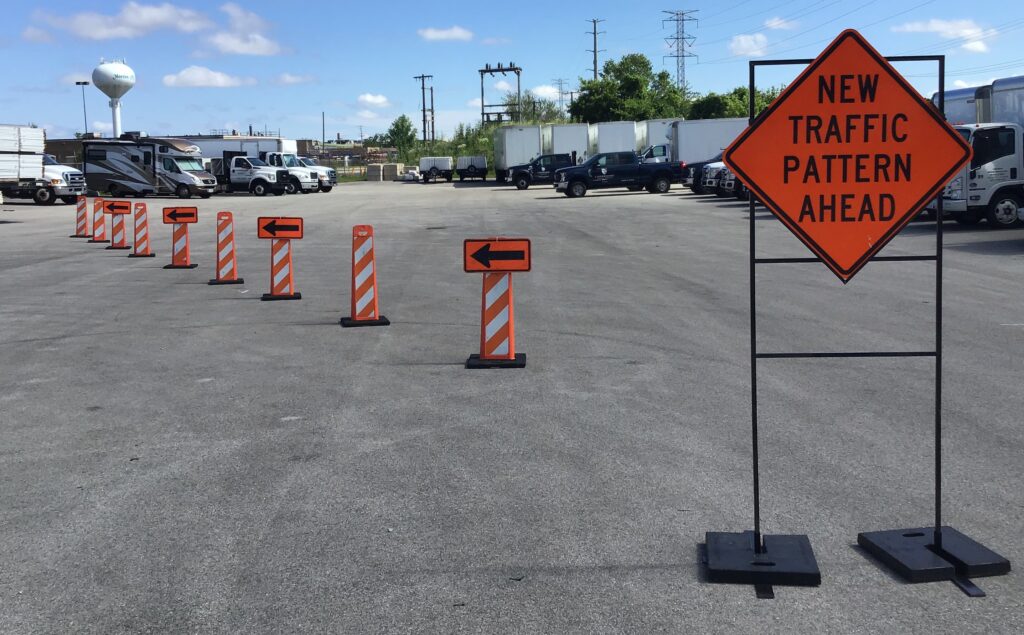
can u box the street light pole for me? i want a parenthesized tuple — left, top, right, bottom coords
(75, 81, 90, 135)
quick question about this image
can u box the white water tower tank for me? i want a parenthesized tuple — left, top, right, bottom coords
(92, 60, 135, 138)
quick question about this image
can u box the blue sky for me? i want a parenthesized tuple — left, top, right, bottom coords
(2, 1, 1022, 141)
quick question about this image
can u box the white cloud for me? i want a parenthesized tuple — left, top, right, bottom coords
(729, 33, 768, 57)
(92, 120, 114, 134)
(36, 2, 212, 40)
(892, 19, 996, 53)
(357, 93, 391, 108)
(417, 25, 473, 41)
(764, 17, 796, 30)
(206, 3, 281, 55)
(531, 85, 560, 100)
(22, 26, 52, 42)
(356, 110, 380, 120)
(61, 72, 91, 85)
(162, 65, 253, 88)
(467, 97, 483, 108)
(494, 79, 513, 91)
(277, 73, 314, 85)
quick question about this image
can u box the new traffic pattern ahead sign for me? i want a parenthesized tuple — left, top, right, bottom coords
(258, 217, 304, 239)
(162, 207, 198, 224)
(464, 238, 531, 272)
(724, 29, 972, 282)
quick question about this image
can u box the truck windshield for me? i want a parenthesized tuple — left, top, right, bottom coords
(43, 154, 59, 166)
(282, 154, 301, 168)
(175, 158, 205, 171)
(300, 158, 319, 166)
(248, 157, 268, 167)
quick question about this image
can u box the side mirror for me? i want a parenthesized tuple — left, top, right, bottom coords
(969, 169, 977, 179)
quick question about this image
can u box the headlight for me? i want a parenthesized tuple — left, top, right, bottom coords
(50, 178, 63, 185)
(318, 173, 326, 181)
(267, 174, 276, 181)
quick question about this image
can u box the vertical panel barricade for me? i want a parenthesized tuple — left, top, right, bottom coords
(162, 207, 198, 269)
(87, 197, 108, 243)
(70, 195, 91, 238)
(104, 200, 131, 250)
(127, 202, 155, 257)
(463, 237, 530, 369)
(209, 211, 243, 285)
(262, 239, 300, 300)
(340, 225, 389, 327)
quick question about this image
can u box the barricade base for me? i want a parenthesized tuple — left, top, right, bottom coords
(704, 531, 821, 586)
(105, 245, 131, 250)
(209, 278, 245, 285)
(261, 292, 302, 301)
(87, 239, 110, 244)
(857, 526, 1010, 584)
(340, 316, 391, 327)
(465, 353, 526, 369)
(163, 264, 198, 269)
(70, 234, 91, 238)
(127, 253, 156, 258)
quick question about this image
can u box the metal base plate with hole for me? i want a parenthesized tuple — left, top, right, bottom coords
(704, 531, 821, 586)
(340, 316, 390, 327)
(465, 353, 526, 369)
(857, 526, 1010, 584)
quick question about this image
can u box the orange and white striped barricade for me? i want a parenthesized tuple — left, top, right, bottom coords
(127, 202, 155, 257)
(258, 217, 303, 301)
(162, 207, 198, 269)
(462, 238, 531, 369)
(87, 197, 108, 243)
(70, 195, 91, 238)
(340, 224, 389, 327)
(103, 200, 132, 250)
(209, 211, 243, 285)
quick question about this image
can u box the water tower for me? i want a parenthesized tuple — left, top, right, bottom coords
(92, 59, 135, 138)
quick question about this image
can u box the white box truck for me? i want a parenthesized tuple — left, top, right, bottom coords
(0, 125, 86, 204)
(931, 75, 1024, 227)
(542, 123, 594, 165)
(595, 121, 640, 153)
(178, 136, 318, 194)
(638, 119, 683, 153)
(670, 118, 748, 165)
(493, 126, 543, 182)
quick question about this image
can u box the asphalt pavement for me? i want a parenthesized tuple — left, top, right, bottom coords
(1, 182, 1022, 633)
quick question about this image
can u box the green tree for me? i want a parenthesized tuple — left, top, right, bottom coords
(688, 86, 784, 119)
(568, 53, 689, 123)
(501, 92, 566, 123)
(385, 115, 418, 161)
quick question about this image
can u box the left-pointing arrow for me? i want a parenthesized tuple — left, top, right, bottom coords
(167, 210, 194, 221)
(262, 219, 300, 236)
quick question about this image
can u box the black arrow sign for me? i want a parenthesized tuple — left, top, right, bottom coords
(471, 243, 525, 268)
(166, 209, 196, 221)
(261, 219, 300, 236)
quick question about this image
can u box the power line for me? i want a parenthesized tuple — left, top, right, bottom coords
(663, 10, 698, 96)
(587, 18, 606, 80)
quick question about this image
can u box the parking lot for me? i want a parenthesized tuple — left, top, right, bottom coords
(1, 182, 1022, 632)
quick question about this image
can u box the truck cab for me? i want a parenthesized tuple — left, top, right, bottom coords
(939, 124, 1023, 228)
(507, 154, 573, 190)
(298, 157, 337, 192)
(259, 151, 319, 194)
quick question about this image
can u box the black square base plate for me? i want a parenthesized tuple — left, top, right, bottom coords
(105, 245, 131, 250)
(261, 292, 302, 301)
(340, 316, 391, 327)
(465, 353, 526, 369)
(69, 234, 90, 238)
(127, 252, 156, 258)
(704, 531, 821, 586)
(163, 264, 198, 269)
(857, 526, 1010, 583)
(87, 239, 110, 244)
(209, 278, 245, 285)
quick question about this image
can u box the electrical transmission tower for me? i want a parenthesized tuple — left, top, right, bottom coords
(663, 10, 698, 97)
(413, 74, 435, 143)
(552, 78, 569, 112)
(587, 19, 606, 80)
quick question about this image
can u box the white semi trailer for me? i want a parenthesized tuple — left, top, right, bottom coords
(493, 126, 543, 182)
(595, 121, 640, 153)
(542, 123, 594, 165)
(669, 118, 748, 165)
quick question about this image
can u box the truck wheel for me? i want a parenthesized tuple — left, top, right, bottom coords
(954, 211, 981, 225)
(251, 181, 269, 197)
(515, 175, 530, 190)
(176, 184, 191, 199)
(60, 196, 78, 205)
(33, 187, 56, 204)
(320, 186, 333, 193)
(285, 179, 299, 194)
(568, 181, 587, 198)
(650, 176, 671, 194)
(429, 167, 439, 180)
(199, 192, 211, 199)
(445, 173, 452, 182)
(985, 194, 1022, 228)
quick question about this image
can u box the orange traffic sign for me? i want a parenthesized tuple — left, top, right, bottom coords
(724, 29, 972, 283)
(162, 207, 198, 224)
(258, 216, 303, 240)
(464, 238, 531, 272)
(102, 199, 131, 215)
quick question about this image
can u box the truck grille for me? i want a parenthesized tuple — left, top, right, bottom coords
(66, 172, 85, 187)
(276, 170, 290, 181)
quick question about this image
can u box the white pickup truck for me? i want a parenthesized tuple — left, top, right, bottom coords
(208, 155, 288, 196)
(298, 157, 336, 192)
(259, 151, 320, 194)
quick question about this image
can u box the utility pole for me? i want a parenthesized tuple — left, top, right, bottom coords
(358, 125, 364, 143)
(587, 19, 606, 81)
(321, 111, 325, 153)
(429, 86, 436, 143)
(663, 10, 698, 97)
(75, 81, 90, 135)
(413, 74, 433, 144)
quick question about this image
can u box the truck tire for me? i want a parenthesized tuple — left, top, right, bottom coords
(429, 167, 439, 180)
(985, 193, 1022, 228)
(60, 196, 78, 205)
(445, 173, 452, 182)
(320, 186, 333, 193)
(514, 174, 530, 190)
(649, 176, 671, 194)
(251, 180, 269, 196)
(567, 181, 587, 198)
(285, 178, 300, 194)
(199, 192, 211, 199)
(33, 187, 56, 204)
(176, 184, 191, 199)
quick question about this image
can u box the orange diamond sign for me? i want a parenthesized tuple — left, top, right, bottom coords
(724, 29, 972, 282)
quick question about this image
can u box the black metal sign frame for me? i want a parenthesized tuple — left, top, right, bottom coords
(703, 54, 1010, 597)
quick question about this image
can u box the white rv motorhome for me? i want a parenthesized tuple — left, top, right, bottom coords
(82, 134, 215, 198)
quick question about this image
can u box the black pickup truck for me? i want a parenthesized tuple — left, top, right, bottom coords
(506, 153, 573, 190)
(553, 150, 682, 197)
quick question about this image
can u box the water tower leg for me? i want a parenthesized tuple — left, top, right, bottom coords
(111, 99, 122, 138)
